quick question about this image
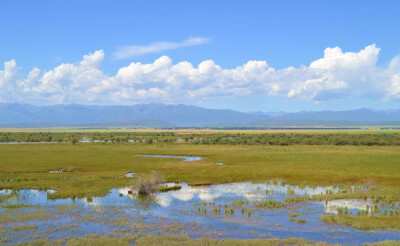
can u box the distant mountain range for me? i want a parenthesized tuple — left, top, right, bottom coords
(0, 103, 258, 127)
(1, 103, 400, 128)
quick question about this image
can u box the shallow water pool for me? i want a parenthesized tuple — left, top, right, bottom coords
(139, 154, 202, 162)
(1, 181, 399, 245)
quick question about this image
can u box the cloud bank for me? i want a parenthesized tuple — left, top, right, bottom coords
(113, 37, 209, 59)
(1, 44, 400, 105)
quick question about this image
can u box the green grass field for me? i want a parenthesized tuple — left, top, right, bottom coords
(1, 143, 399, 199)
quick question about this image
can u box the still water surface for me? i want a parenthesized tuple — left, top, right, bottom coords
(1, 181, 399, 245)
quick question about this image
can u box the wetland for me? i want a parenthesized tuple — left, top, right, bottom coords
(0, 130, 400, 245)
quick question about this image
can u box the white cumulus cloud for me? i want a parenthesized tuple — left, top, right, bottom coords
(1, 44, 400, 105)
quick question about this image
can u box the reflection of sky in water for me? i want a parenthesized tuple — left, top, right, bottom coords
(139, 154, 202, 162)
(324, 199, 374, 214)
(0, 182, 347, 208)
(1, 182, 400, 244)
(154, 182, 335, 207)
(0, 189, 12, 195)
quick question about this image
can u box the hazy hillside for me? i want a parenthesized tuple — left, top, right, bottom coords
(0, 119, 174, 129)
(210, 120, 400, 128)
(0, 103, 258, 126)
(2, 103, 400, 128)
(269, 108, 400, 121)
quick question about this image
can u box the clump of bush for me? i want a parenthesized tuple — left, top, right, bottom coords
(133, 171, 165, 195)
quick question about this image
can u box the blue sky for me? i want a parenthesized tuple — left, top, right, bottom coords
(1, 0, 400, 112)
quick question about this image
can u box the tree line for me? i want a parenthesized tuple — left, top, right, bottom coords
(1, 131, 400, 146)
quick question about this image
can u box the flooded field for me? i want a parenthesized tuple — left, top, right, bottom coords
(1, 181, 399, 245)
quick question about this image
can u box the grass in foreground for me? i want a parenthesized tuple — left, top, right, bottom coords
(135, 235, 337, 246)
(10, 234, 339, 246)
(10, 234, 400, 246)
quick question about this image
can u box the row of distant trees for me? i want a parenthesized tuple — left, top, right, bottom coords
(1, 132, 400, 146)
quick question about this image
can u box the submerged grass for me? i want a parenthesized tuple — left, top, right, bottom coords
(8, 224, 38, 231)
(0, 204, 35, 208)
